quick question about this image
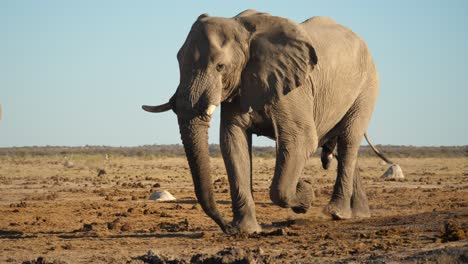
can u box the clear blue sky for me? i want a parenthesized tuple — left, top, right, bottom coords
(1, 1, 467, 147)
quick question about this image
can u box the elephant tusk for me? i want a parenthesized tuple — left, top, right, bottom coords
(205, 105, 217, 116)
(142, 102, 172, 113)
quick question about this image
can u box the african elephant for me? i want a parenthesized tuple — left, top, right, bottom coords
(143, 10, 381, 234)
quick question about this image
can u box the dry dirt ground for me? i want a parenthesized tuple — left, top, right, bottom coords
(0, 154, 467, 263)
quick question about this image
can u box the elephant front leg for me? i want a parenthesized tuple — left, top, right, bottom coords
(220, 121, 261, 233)
(270, 122, 317, 214)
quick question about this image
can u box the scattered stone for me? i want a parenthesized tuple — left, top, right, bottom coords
(120, 222, 132, 232)
(213, 177, 228, 185)
(107, 218, 121, 230)
(159, 212, 172, 218)
(406, 244, 468, 263)
(381, 164, 405, 181)
(72, 223, 95, 233)
(190, 246, 272, 264)
(115, 212, 129, 217)
(247, 228, 299, 239)
(82, 223, 93, 232)
(97, 169, 106, 177)
(22, 256, 68, 264)
(130, 250, 184, 264)
(437, 220, 466, 242)
(158, 219, 189, 232)
(61, 243, 73, 250)
(9, 201, 27, 208)
(170, 204, 183, 210)
(264, 228, 287, 236)
(149, 190, 176, 201)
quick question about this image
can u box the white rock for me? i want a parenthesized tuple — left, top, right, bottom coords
(149, 190, 176, 201)
(381, 164, 405, 180)
(64, 160, 74, 168)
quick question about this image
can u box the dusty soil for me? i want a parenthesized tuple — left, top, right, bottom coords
(0, 154, 467, 263)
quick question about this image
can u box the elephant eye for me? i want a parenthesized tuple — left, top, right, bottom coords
(216, 63, 225, 72)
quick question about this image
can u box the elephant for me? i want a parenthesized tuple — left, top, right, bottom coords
(142, 10, 388, 234)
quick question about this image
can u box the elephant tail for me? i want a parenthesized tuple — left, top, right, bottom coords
(363, 133, 394, 165)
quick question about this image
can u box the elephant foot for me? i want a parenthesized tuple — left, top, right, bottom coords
(233, 216, 262, 234)
(292, 205, 309, 214)
(352, 203, 370, 218)
(291, 178, 315, 214)
(270, 178, 314, 214)
(351, 166, 371, 218)
(235, 221, 262, 234)
(351, 190, 371, 218)
(222, 223, 240, 235)
(324, 200, 352, 220)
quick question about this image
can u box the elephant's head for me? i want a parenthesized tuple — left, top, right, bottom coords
(143, 10, 317, 233)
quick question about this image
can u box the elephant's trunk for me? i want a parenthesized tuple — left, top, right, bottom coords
(177, 115, 234, 234)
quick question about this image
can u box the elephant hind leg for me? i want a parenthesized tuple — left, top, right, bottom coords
(325, 91, 376, 220)
(324, 136, 358, 220)
(326, 159, 370, 220)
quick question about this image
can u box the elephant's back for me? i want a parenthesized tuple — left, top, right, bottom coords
(300, 16, 376, 90)
(300, 17, 378, 138)
(300, 17, 370, 64)
(301, 16, 337, 26)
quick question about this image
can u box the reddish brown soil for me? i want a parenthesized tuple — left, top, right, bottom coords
(0, 155, 467, 263)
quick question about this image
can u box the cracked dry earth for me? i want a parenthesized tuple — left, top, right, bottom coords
(0, 155, 467, 263)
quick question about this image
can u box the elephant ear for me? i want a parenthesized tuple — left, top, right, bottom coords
(240, 31, 318, 112)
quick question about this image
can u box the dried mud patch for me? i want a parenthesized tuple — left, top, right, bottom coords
(1, 156, 467, 263)
(344, 243, 468, 263)
(130, 247, 273, 264)
(435, 220, 467, 243)
(22, 256, 68, 264)
(401, 244, 468, 263)
(190, 247, 272, 264)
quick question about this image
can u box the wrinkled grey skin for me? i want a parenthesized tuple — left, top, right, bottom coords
(143, 10, 377, 234)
